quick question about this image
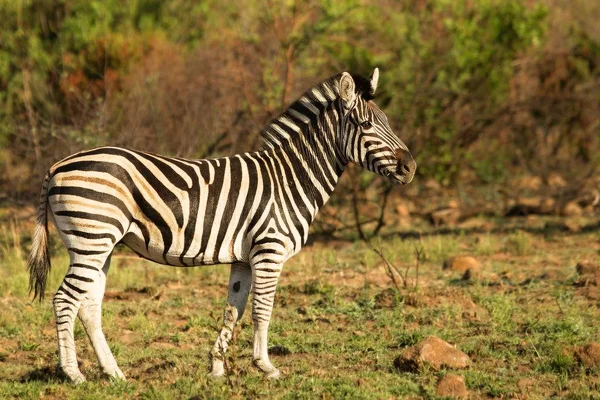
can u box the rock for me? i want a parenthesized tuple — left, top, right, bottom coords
(424, 178, 442, 191)
(547, 173, 567, 188)
(430, 208, 461, 227)
(505, 197, 556, 216)
(575, 343, 600, 368)
(436, 374, 468, 398)
(563, 219, 583, 232)
(394, 336, 471, 372)
(563, 201, 583, 216)
(443, 256, 481, 276)
(515, 175, 542, 191)
(395, 201, 412, 218)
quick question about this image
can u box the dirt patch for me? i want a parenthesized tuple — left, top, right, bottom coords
(374, 288, 398, 309)
(517, 377, 535, 393)
(574, 343, 600, 369)
(436, 374, 468, 398)
(576, 261, 600, 286)
(394, 336, 471, 372)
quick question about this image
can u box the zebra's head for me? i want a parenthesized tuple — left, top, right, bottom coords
(338, 68, 416, 185)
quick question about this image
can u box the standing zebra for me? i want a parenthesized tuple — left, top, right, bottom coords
(28, 69, 416, 382)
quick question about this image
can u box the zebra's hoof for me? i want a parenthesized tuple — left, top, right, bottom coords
(65, 370, 86, 385)
(208, 360, 225, 379)
(207, 370, 225, 379)
(265, 368, 280, 380)
(107, 368, 126, 381)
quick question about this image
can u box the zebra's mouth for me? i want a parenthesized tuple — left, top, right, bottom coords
(383, 169, 407, 185)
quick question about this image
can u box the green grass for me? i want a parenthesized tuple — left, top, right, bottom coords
(0, 215, 599, 398)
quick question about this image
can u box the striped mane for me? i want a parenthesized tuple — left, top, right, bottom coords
(260, 73, 374, 149)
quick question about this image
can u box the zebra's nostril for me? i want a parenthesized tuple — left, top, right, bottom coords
(397, 163, 411, 176)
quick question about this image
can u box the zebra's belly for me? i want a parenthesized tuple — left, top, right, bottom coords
(120, 231, 247, 267)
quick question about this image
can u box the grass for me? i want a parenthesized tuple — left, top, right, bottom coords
(0, 212, 599, 399)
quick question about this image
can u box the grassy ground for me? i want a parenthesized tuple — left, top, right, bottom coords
(0, 211, 599, 399)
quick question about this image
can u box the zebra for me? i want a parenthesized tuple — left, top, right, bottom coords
(27, 68, 416, 383)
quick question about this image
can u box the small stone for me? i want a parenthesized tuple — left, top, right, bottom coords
(394, 336, 471, 372)
(515, 175, 542, 190)
(395, 202, 411, 218)
(424, 178, 442, 191)
(443, 256, 481, 275)
(150, 342, 177, 350)
(436, 374, 468, 398)
(430, 208, 461, 226)
(547, 173, 567, 188)
(575, 343, 600, 368)
(563, 201, 583, 216)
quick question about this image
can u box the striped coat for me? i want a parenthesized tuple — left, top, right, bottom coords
(28, 69, 416, 382)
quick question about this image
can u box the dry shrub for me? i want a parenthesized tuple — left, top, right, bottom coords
(111, 39, 255, 158)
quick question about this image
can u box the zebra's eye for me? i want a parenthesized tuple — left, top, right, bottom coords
(360, 121, 372, 130)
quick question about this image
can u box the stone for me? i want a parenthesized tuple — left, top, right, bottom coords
(575, 343, 600, 368)
(394, 336, 471, 372)
(563, 201, 583, 216)
(515, 175, 542, 190)
(547, 173, 567, 188)
(430, 208, 461, 226)
(436, 374, 468, 398)
(443, 256, 481, 275)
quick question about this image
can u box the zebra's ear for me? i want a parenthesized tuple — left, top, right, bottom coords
(339, 72, 356, 109)
(369, 68, 379, 95)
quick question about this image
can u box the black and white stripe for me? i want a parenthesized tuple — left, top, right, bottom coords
(27, 68, 416, 382)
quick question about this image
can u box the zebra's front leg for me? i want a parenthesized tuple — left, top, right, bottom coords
(209, 263, 252, 378)
(250, 252, 284, 379)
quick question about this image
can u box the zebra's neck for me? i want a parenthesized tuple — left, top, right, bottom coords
(260, 76, 346, 204)
(259, 79, 346, 220)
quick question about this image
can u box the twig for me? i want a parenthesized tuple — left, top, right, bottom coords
(413, 240, 424, 289)
(367, 242, 405, 291)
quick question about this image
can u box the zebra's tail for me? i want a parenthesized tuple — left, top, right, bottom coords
(27, 171, 52, 302)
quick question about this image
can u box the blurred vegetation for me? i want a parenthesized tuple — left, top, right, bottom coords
(0, 0, 598, 202)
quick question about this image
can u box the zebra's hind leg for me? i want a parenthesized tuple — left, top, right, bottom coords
(53, 252, 111, 383)
(209, 263, 252, 378)
(78, 255, 125, 381)
(53, 247, 117, 384)
(53, 285, 84, 383)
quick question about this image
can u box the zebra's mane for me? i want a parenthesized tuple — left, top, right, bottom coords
(260, 72, 374, 149)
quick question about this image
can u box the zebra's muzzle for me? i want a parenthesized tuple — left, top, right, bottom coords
(394, 148, 416, 184)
